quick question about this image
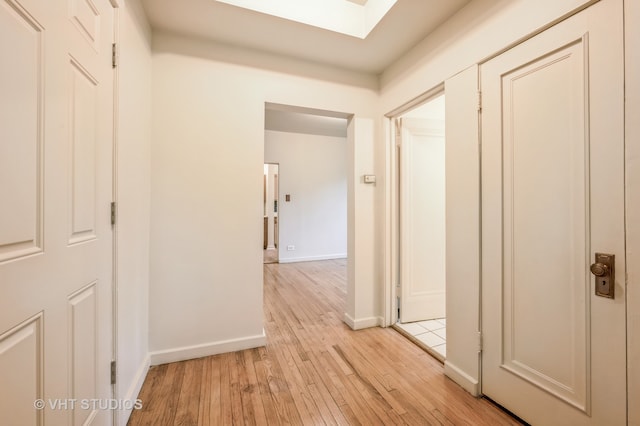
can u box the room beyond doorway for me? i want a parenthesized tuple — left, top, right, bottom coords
(263, 103, 348, 265)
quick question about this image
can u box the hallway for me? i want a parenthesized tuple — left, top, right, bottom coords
(128, 260, 521, 425)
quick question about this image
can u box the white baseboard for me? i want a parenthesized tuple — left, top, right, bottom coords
(118, 354, 150, 426)
(278, 253, 347, 264)
(149, 331, 266, 366)
(343, 313, 382, 330)
(444, 360, 480, 396)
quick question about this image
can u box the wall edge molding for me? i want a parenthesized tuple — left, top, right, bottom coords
(444, 360, 480, 396)
(343, 313, 382, 330)
(279, 254, 347, 264)
(149, 332, 266, 366)
(119, 354, 150, 425)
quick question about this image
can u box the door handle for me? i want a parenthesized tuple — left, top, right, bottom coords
(590, 253, 615, 299)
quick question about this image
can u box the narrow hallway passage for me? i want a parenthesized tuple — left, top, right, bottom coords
(128, 260, 521, 425)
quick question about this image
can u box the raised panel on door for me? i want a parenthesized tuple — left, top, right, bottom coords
(68, 282, 99, 425)
(0, 314, 43, 426)
(0, 0, 44, 262)
(481, 0, 626, 424)
(501, 39, 588, 408)
(70, 0, 100, 50)
(69, 57, 98, 245)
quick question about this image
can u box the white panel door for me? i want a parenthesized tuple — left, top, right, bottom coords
(481, 0, 625, 424)
(0, 0, 114, 424)
(399, 117, 446, 323)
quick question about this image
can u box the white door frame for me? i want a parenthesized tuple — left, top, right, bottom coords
(383, 84, 445, 327)
(624, 1, 640, 423)
(110, 0, 120, 412)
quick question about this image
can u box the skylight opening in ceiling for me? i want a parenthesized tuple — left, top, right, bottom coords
(215, 0, 397, 39)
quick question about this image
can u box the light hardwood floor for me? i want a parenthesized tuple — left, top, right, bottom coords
(128, 259, 522, 425)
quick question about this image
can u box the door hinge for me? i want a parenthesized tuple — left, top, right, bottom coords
(477, 90, 482, 113)
(110, 202, 116, 226)
(112, 43, 118, 68)
(477, 331, 483, 352)
(110, 361, 116, 385)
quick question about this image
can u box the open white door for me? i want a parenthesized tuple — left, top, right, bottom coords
(0, 0, 115, 424)
(398, 117, 446, 323)
(481, 0, 626, 423)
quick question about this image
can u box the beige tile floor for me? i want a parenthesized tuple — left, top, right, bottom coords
(396, 318, 447, 359)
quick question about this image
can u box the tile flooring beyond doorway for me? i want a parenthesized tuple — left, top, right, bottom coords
(395, 318, 447, 361)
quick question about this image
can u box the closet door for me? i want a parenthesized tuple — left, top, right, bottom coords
(0, 0, 115, 424)
(481, 0, 625, 424)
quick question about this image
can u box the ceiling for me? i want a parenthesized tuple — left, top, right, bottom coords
(215, 0, 398, 39)
(141, 0, 473, 76)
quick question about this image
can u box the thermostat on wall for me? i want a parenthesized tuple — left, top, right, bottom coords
(363, 175, 376, 184)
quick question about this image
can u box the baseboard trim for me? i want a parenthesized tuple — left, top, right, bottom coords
(278, 253, 347, 264)
(444, 360, 480, 396)
(149, 331, 266, 366)
(118, 354, 150, 426)
(343, 313, 382, 330)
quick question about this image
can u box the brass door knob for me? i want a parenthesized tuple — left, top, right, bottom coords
(590, 262, 609, 277)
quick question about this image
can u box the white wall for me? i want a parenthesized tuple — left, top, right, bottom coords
(115, 0, 152, 424)
(443, 65, 481, 395)
(265, 130, 347, 263)
(346, 117, 380, 329)
(149, 32, 380, 363)
(378, 0, 606, 396)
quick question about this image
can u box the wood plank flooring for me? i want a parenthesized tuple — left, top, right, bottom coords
(128, 259, 522, 425)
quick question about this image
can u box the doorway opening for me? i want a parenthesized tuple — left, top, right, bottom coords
(263, 102, 349, 265)
(389, 91, 447, 361)
(263, 163, 279, 264)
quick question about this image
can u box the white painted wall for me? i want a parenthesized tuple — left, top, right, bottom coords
(346, 117, 380, 329)
(265, 130, 347, 263)
(115, 0, 152, 424)
(149, 32, 379, 363)
(378, 0, 613, 396)
(443, 65, 480, 396)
